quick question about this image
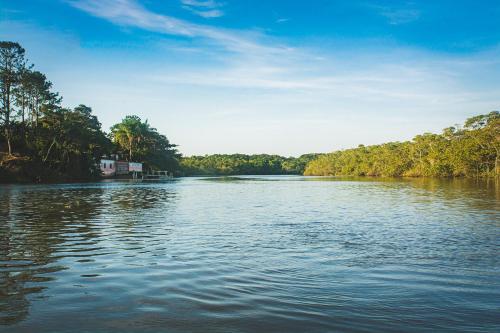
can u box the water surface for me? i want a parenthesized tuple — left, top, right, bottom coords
(1, 176, 499, 332)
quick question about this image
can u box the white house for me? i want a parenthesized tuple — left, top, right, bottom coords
(100, 159, 116, 177)
(100, 159, 143, 177)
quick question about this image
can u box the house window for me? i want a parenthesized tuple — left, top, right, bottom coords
(104, 163, 106, 169)
(110, 163, 113, 169)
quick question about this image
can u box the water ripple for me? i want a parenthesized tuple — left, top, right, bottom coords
(0, 177, 499, 332)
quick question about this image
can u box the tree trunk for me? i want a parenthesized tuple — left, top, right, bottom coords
(4, 94, 12, 155)
(5, 128, 12, 155)
(20, 96, 26, 143)
(495, 151, 499, 177)
(21, 95, 25, 126)
(129, 137, 133, 161)
(4, 84, 12, 155)
(43, 138, 57, 162)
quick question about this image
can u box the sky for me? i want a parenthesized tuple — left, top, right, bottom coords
(1, 0, 499, 156)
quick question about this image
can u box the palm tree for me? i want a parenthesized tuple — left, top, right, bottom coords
(110, 115, 149, 161)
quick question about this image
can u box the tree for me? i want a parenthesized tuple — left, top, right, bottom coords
(37, 105, 111, 178)
(303, 112, 500, 178)
(0, 41, 27, 154)
(110, 115, 149, 161)
(1, 42, 182, 182)
(110, 116, 180, 172)
(12, 69, 60, 147)
(463, 111, 499, 176)
(179, 154, 316, 176)
(138, 127, 180, 171)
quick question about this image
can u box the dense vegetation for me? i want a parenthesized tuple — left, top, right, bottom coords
(180, 154, 320, 176)
(305, 112, 499, 178)
(0, 41, 179, 182)
(1, 41, 498, 182)
(110, 115, 180, 172)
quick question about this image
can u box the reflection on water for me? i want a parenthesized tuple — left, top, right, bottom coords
(0, 177, 499, 332)
(0, 184, 177, 326)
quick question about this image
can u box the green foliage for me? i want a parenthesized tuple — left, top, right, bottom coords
(0, 41, 180, 182)
(180, 153, 321, 176)
(110, 115, 180, 172)
(36, 105, 111, 178)
(2, 41, 498, 181)
(1, 41, 27, 154)
(304, 112, 500, 178)
(110, 115, 148, 161)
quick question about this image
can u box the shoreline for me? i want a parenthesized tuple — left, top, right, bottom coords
(1, 173, 498, 185)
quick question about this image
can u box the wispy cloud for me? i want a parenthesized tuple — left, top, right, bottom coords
(5, 4, 500, 155)
(370, 3, 421, 25)
(185, 8, 224, 18)
(180, 0, 223, 8)
(67, 0, 288, 55)
(66, 0, 499, 102)
(180, 0, 224, 18)
(276, 18, 290, 24)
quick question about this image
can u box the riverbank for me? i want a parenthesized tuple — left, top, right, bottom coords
(0, 153, 99, 184)
(1, 165, 498, 185)
(1, 151, 498, 185)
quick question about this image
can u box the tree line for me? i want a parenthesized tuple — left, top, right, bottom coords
(180, 154, 320, 176)
(304, 112, 499, 178)
(0, 41, 179, 182)
(2, 41, 498, 182)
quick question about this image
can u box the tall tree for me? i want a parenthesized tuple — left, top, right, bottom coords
(37, 105, 111, 178)
(110, 115, 149, 161)
(25, 71, 60, 127)
(0, 42, 26, 154)
(110, 116, 180, 171)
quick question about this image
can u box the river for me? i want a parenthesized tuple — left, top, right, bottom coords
(1, 176, 499, 332)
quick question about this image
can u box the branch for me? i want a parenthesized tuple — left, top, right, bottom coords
(43, 137, 57, 162)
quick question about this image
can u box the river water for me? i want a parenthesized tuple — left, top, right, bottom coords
(0, 176, 499, 332)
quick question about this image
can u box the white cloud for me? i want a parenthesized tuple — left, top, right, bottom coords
(276, 18, 290, 24)
(182, 7, 224, 18)
(65, 0, 500, 112)
(180, 0, 223, 8)
(67, 0, 288, 55)
(180, 0, 225, 19)
(7, 1, 499, 155)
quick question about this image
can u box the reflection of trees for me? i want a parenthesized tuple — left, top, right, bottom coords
(105, 185, 177, 234)
(107, 185, 176, 210)
(404, 177, 499, 212)
(0, 186, 104, 325)
(0, 188, 29, 325)
(305, 176, 499, 211)
(0, 183, 177, 326)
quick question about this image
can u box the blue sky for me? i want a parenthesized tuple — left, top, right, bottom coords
(1, 0, 499, 156)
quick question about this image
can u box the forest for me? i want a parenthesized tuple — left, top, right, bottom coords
(1, 41, 498, 182)
(0, 41, 179, 182)
(304, 112, 499, 178)
(180, 154, 320, 176)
